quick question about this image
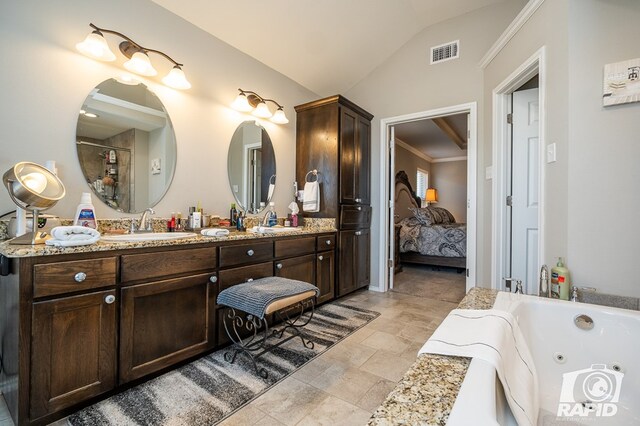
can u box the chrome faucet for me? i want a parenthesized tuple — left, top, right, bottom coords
(570, 286, 579, 302)
(133, 208, 155, 233)
(539, 265, 550, 297)
(514, 280, 523, 294)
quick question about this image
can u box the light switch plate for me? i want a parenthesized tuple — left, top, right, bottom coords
(485, 166, 493, 180)
(547, 143, 557, 163)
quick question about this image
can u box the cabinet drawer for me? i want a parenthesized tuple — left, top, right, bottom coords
(340, 205, 371, 229)
(219, 242, 273, 267)
(275, 237, 315, 258)
(121, 247, 216, 283)
(34, 257, 117, 298)
(217, 262, 273, 295)
(316, 234, 336, 251)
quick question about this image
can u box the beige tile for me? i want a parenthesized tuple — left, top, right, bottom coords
(340, 326, 376, 344)
(252, 377, 329, 426)
(399, 339, 424, 361)
(397, 324, 435, 343)
(367, 317, 406, 335)
(355, 378, 397, 412)
(360, 331, 410, 354)
(219, 404, 283, 426)
(322, 341, 377, 367)
(359, 350, 415, 382)
(309, 363, 381, 404)
(296, 396, 372, 426)
(292, 355, 338, 384)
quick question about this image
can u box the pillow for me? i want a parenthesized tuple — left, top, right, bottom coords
(410, 206, 456, 225)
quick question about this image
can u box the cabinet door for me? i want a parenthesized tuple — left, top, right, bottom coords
(338, 229, 370, 296)
(275, 254, 316, 284)
(356, 115, 371, 205)
(316, 251, 335, 304)
(30, 290, 116, 420)
(120, 273, 215, 383)
(339, 107, 358, 204)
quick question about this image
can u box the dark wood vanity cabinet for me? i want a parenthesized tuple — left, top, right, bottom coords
(316, 250, 335, 304)
(338, 228, 371, 296)
(339, 107, 371, 205)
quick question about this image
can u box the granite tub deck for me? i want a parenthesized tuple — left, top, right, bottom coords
(0, 226, 336, 258)
(369, 287, 498, 426)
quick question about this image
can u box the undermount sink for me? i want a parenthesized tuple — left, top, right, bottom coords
(101, 232, 197, 242)
(248, 226, 300, 234)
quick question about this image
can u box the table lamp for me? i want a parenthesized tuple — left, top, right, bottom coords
(425, 188, 438, 206)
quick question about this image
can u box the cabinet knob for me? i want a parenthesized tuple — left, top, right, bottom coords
(247, 249, 254, 256)
(355, 198, 362, 203)
(318, 255, 324, 261)
(325, 239, 331, 245)
(247, 278, 254, 282)
(74, 272, 87, 282)
(356, 206, 362, 211)
(355, 231, 362, 236)
(209, 276, 218, 283)
(104, 295, 116, 304)
(276, 263, 283, 269)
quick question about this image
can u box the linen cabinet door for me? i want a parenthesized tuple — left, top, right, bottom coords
(355, 228, 371, 289)
(356, 114, 371, 205)
(316, 250, 335, 304)
(30, 290, 116, 420)
(338, 230, 358, 296)
(339, 107, 359, 204)
(119, 273, 216, 383)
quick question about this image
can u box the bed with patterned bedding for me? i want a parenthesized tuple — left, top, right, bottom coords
(399, 216, 466, 258)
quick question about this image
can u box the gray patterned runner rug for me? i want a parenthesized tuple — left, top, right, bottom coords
(68, 301, 379, 426)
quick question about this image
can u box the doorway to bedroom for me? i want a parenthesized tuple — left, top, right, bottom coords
(378, 103, 477, 295)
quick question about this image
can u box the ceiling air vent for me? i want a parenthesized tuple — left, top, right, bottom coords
(430, 40, 459, 64)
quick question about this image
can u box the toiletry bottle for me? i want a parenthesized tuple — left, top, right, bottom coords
(74, 192, 98, 229)
(268, 202, 278, 227)
(176, 212, 183, 231)
(169, 212, 176, 232)
(230, 203, 238, 226)
(291, 213, 298, 227)
(236, 212, 245, 232)
(193, 211, 202, 229)
(551, 257, 571, 300)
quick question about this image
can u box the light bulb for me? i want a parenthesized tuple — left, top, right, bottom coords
(22, 172, 47, 194)
(76, 31, 116, 61)
(123, 51, 157, 76)
(270, 108, 289, 124)
(162, 66, 191, 90)
(252, 101, 272, 118)
(231, 92, 253, 112)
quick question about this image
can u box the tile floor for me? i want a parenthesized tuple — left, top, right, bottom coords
(0, 264, 465, 426)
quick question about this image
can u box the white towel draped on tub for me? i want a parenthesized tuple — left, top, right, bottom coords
(419, 309, 539, 426)
(45, 226, 100, 247)
(303, 181, 320, 212)
(201, 228, 230, 237)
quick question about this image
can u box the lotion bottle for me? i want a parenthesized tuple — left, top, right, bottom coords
(551, 257, 571, 300)
(74, 192, 98, 229)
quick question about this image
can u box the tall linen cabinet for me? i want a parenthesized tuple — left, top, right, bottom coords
(295, 96, 373, 296)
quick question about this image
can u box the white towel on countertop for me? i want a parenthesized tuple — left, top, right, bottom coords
(419, 309, 539, 426)
(303, 181, 320, 212)
(45, 226, 100, 246)
(201, 228, 230, 237)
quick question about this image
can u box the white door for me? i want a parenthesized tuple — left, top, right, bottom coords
(510, 88, 539, 294)
(388, 126, 396, 290)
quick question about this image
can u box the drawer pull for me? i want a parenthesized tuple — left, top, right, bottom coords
(104, 295, 116, 304)
(356, 206, 362, 211)
(326, 239, 331, 245)
(247, 278, 254, 282)
(318, 255, 324, 261)
(355, 198, 362, 203)
(355, 231, 362, 236)
(276, 263, 283, 270)
(74, 272, 87, 282)
(247, 249, 255, 256)
(209, 276, 218, 283)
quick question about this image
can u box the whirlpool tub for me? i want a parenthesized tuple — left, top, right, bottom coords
(447, 292, 640, 425)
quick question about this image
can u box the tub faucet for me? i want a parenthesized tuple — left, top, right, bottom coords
(514, 280, 523, 294)
(570, 286, 579, 302)
(539, 265, 550, 297)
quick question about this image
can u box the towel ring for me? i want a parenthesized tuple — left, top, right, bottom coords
(305, 169, 321, 183)
(269, 174, 276, 185)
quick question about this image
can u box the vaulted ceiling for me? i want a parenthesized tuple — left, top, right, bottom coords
(151, 0, 512, 95)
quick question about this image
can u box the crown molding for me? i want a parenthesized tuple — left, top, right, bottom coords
(395, 138, 434, 163)
(479, 0, 546, 69)
(431, 156, 468, 163)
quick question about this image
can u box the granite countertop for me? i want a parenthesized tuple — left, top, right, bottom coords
(0, 226, 337, 258)
(369, 287, 498, 426)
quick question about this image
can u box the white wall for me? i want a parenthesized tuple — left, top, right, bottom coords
(394, 144, 431, 193)
(567, 0, 640, 297)
(344, 1, 527, 290)
(0, 0, 316, 220)
(431, 160, 467, 222)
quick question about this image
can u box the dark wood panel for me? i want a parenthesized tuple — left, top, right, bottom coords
(219, 241, 273, 268)
(338, 229, 370, 296)
(119, 273, 215, 383)
(356, 228, 371, 289)
(33, 257, 117, 298)
(30, 290, 116, 420)
(217, 262, 273, 295)
(121, 247, 216, 283)
(399, 252, 466, 269)
(316, 251, 335, 304)
(357, 114, 371, 205)
(275, 237, 315, 258)
(339, 205, 372, 230)
(316, 234, 336, 251)
(339, 107, 358, 205)
(275, 254, 316, 284)
(294, 95, 373, 120)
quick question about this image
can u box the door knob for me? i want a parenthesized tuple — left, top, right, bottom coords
(74, 272, 87, 282)
(104, 295, 116, 304)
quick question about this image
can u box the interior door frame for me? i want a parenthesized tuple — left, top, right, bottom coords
(378, 102, 478, 293)
(491, 46, 546, 291)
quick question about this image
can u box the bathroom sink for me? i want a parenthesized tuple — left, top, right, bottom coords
(248, 226, 300, 234)
(101, 232, 197, 242)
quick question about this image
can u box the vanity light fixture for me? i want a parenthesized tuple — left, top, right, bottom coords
(76, 23, 191, 90)
(231, 89, 289, 124)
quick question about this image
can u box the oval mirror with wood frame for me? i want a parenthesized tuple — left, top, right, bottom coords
(227, 121, 276, 214)
(75, 78, 177, 213)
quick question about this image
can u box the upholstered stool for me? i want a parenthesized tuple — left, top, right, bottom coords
(217, 277, 319, 378)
